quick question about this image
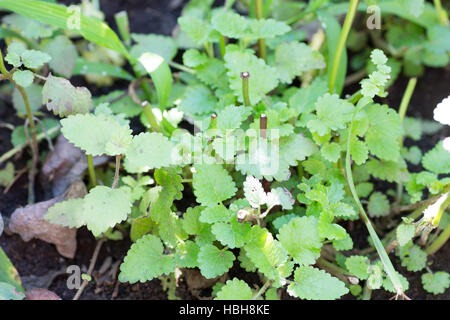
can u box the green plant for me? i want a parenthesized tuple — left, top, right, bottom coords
(0, 0, 448, 300)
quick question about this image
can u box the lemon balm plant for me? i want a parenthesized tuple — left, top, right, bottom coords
(0, 0, 448, 300)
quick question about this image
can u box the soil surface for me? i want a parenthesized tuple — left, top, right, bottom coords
(0, 0, 449, 300)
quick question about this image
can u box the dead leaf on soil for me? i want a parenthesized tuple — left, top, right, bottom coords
(181, 268, 228, 299)
(41, 134, 108, 197)
(25, 288, 61, 300)
(8, 181, 87, 259)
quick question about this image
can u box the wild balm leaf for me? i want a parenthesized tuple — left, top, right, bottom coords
(119, 234, 175, 283)
(124, 132, 175, 173)
(193, 164, 237, 207)
(61, 113, 132, 156)
(288, 266, 348, 300)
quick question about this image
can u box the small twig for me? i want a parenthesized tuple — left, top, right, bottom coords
(3, 166, 27, 194)
(168, 61, 195, 74)
(316, 257, 359, 286)
(252, 279, 272, 300)
(0, 122, 14, 131)
(112, 155, 122, 189)
(73, 238, 106, 300)
(344, 69, 367, 87)
(390, 192, 447, 215)
(0, 126, 60, 166)
(33, 116, 54, 151)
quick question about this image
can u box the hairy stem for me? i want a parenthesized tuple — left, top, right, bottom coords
(328, 0, 359, 93)
(16, 85, 39, 204)
(112, 155, 122, 189)
(86, 154, 97, 188)
(255, 0, 267, 61)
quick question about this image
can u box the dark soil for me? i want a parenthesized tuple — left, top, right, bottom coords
(0, 0, 449, 301)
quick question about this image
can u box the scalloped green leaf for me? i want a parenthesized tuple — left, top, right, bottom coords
(119, 234, 175, 283)
(215, 278, 253, 300)
(45, 198, 85, 229)
(61, 113, 132, 156)
(197, 244, 235, 279)
(83, 186, 132, 237)
(288, 266, 348, 300)
(224, 47, 278, 105)
(278, 216, 322, 266)
(12, 70, 33, 88)
(193, 164, 237, 207)
(124, 132, 175, 173)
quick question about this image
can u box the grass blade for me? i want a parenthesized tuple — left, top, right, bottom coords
(0, 0, 129, 58)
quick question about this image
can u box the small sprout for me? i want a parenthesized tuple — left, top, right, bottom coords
(210, 113, 217, 129)
(260, 113, 267, 139)
(81, 274, 92, 282)
(240, 71, 251, 106)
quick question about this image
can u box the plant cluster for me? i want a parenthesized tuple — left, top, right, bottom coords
(0, 0, 449, 300)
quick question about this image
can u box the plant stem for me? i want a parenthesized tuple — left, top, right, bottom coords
(426, 223, 450, 255)
(73, 238, 105, 300)
(204, 42, 214, 58)
(0, 51, 9, 76)
(219, 35, 227, 59)
(252, 279, 272, 300)
(168, 61, 195, 74)
(112, 155, 122, 189)
(142, 101, 161, 133)
(16, 84, 39, 204)
(316, 257, 357, 285)
(391, 185, 450, 215)
(328, 0, 359, 93)
(0, 50, 39, 204)
(86, 154, 97, 188)
(345, 106, 405, 297)
(398, 78, 417, 123)
(240, 72, 251, 106)
(255, 0, 267, 61)
(395, 77, 417, 205)
(433, 0, 449, 26)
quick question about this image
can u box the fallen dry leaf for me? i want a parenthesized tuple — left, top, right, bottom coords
(8, 181, 87, 259)
(41, 134, 108, 197)
(182, 268, 228, 299)
(25, 288, 61, 300)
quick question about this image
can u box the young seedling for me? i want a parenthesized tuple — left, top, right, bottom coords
(240, 71, 251, 106)
(0, 44, 51, 203)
